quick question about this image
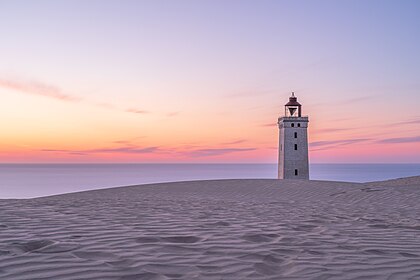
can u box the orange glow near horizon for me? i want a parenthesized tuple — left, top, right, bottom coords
(1, 88, 419, 164)
(0, 88, 265, 163)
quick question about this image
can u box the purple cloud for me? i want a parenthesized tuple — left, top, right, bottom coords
(42, 145, 159, 155)
(42, 149, 89, 156)
(87, 146, 158, 154)
(188, 148, 256, 157)
(393, 117, 420, 126)
(377, 136, 420, 144)
(310, 138, 370, 148)
(309, 138, 371, 151)
(0, 78, 80, 102)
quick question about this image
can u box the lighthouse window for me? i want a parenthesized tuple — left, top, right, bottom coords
(294, 144, 298, 150)
(291, 123, 295, 127)
(294, 132, 297, 138)
(295, 169, 298, 176)
(298, 123, 301, 127)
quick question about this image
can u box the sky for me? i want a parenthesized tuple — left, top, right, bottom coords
(0, 0, 419, 163)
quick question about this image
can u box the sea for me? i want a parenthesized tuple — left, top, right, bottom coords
(0, 164, 419, 199)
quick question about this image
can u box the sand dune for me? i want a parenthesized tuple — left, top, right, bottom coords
(1, 177, 420, 279)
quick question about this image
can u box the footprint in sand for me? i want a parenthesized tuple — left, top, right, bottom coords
(9, 240, 53, 254)
(0, 250, 10, 255)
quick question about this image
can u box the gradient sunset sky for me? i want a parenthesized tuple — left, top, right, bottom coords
(0, 0, 419, 163)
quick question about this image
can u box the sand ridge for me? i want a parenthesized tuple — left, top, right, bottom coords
(1, 177, 420, 279)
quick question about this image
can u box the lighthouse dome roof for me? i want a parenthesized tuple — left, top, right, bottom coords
(285, 96, 301, 106)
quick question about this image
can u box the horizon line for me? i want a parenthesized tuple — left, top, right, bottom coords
(1, 162, 419, 165)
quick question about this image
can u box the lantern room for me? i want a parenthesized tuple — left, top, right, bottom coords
(284, 92, 302, 117)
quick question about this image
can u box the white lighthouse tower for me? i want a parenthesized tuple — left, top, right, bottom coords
(278, 93, 309, 179)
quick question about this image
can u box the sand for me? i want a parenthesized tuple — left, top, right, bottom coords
(1, 177, 420, 279)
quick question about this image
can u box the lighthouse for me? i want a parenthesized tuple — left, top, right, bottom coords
(278, 93, 309, 179)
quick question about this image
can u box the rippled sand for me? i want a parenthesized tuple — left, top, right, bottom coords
(1, 177, 420, 279)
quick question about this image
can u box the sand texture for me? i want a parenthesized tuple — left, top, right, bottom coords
(1, 177, 420, 279)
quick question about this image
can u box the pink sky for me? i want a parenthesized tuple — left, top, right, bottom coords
(0, 1, 419, 163)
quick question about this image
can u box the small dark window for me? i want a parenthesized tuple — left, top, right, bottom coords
(294, 132, 297, 138)
(291, 123, 295, 127)
(295, 169, 298, 176)
(298, 123, 301, 127)
(294, 144, 297, 150)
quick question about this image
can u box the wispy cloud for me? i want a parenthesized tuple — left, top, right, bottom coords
(42, 145, 159, 155)
(125, 108, 149, 114)
(260, 122, 277, 127)
(310, 138, 370, 147)
(112, 137, 146, 145)
(313, 128, 349, 134)
(222, 139, 246, 145)
(0, 76, 153, 116)
(314, 94, 383, 107)
(167, 111, 180, 117)
(377, 136, 420, 144)
(392, 117, 420, 126)
(42, 144, 256, 158)
(310, 138, 370, 151)
(0, 78, 80, 102)
(95, 102, 116, 109)
(41, 150, 88, 156)
(188, 148, 256, 157)
(87, 146, 158, 154)
(342, 95, 379, 104)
